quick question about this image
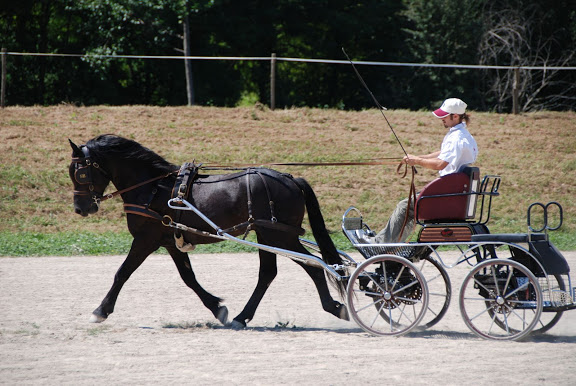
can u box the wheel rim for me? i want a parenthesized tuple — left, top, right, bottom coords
(459, 259, 543, 341)
(347, 255, 429, 337)
(415, 256, 451, 329)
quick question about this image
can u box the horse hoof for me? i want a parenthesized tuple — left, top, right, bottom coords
(217, 306, 229, 325)
(338, 304, 350, 321)
(229, 320, 246, 330)
(89, 313, 107, 323)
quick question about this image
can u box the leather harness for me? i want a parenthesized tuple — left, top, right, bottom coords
(123, 164, 305, 246)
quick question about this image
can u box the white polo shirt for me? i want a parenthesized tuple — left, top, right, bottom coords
(437, 122, 478, 176)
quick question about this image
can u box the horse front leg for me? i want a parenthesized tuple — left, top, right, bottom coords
(90, 237, 158, 323)
(165, 245, 229, 325)
(231, 250, 278, 328)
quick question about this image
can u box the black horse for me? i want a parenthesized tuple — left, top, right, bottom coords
(68, 134, 348, 328)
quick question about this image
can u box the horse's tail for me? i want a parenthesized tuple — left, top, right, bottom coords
(293, 177, 346, 297)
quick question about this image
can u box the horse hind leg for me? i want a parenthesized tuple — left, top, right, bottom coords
(292, 242, 349, 321)
(166, 246, 228, 325)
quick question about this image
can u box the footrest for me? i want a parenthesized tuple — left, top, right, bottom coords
(471, 233, 547, 243)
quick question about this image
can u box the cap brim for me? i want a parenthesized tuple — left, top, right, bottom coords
(432, 108, 450, 118)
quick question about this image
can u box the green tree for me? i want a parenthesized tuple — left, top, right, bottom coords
(400, 0, 486, 110)
(1, 0, 574, 110)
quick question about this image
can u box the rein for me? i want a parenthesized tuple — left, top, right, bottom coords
(99, 171, 177, 202)
(73, 150, 404, 207)
(201, 157, 403, 169)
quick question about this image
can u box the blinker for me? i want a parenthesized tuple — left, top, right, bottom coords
(75, 167, 91, 184)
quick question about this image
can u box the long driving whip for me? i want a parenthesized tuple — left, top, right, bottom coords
(342, 48, 411, 160)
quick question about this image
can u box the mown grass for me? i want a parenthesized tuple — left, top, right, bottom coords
(0, 105, 574, 255)
(0, 231, 355, 256)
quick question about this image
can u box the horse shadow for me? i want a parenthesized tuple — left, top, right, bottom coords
(159, 322, 576, 342)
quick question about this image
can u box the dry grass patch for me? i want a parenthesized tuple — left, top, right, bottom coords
(0, 105, 574, 248)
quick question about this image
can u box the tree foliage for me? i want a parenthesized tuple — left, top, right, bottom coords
(0, 0, 574, 111)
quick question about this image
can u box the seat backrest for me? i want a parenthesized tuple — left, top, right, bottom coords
(416, 166, 480, 222)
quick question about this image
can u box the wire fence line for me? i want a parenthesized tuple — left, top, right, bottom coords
(4, 51, 576, 70)
(2, 50, 576, 109)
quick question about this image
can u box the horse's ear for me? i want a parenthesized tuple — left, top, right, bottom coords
(69, 139, 83, 157)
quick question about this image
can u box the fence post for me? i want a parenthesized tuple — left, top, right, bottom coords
(1, 48, 6, 108)
(183, 9, 194, 106)
(270, 53, 276, 110)
(512, 67, 520, 114)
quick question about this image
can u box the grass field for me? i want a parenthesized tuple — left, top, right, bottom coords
(0, 105, 574, 255)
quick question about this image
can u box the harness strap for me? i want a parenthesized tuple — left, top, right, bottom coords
(253, 219, 305, 236)
(246, 169, 254, 221)
(220, 219, 305, 237)
(170, 163, 201, 249)
(254, 170, 276, 221)
(241, 169, 278, 239)
(102, 172, 176, 202)
(171, 162, 200, 200)
(124, 204, 164, 221)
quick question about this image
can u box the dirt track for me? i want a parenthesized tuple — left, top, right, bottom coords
(1, 252, 576, 385)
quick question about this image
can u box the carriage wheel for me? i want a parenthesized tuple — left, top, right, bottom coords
(377, 255, 450, 330)
(346, 254, 429, 337)
(459, 259, 543, 341)
(415, 255, 451, 329)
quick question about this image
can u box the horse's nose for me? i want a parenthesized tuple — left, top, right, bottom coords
(75, 207, 89, 217)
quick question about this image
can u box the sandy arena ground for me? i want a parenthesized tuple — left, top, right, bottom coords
(1, 251, 575, 385)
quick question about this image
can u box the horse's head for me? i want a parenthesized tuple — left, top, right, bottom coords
(68, 139, 111, 216)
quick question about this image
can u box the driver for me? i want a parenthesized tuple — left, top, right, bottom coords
(364, 98, 478, 243)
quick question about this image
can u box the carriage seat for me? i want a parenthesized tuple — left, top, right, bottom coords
(416, 166, 480, 223)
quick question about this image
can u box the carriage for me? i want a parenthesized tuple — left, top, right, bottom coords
(69, 135, 574, 341)
(165, 164, 574, 340)
(334, 167, 575, 340)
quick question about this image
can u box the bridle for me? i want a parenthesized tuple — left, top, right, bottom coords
(71, 145, 178, 207)
(71, 145, 111, 208)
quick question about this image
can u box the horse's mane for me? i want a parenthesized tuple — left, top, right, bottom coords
(87, 134, 176, 174)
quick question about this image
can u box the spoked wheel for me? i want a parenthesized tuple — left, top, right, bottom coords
(346, 254, 429, 336)
(415, 256, 451, 329)
(459, 259, 543, 341)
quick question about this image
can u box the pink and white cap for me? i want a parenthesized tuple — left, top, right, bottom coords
(432, 98, 467, 118)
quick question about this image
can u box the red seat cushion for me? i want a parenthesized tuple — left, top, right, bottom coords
(416, 173, 471, 221)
